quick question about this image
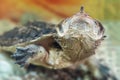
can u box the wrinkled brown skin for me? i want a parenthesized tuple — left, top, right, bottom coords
(0, 7, 105, 69)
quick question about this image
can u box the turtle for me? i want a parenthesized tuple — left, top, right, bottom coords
(0, 6, 106, 69)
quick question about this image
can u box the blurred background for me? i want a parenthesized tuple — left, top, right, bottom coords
(0, 0, 120, 80)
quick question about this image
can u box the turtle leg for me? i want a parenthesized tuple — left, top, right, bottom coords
(11, 44, 47, 68)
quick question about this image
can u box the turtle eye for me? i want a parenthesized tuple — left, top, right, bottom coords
(56, 20, 69, 36)
(57, 23, 64, 33)
(94, 20, 105, 34)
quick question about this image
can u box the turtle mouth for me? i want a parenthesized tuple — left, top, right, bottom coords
(52, 41, 62, 50)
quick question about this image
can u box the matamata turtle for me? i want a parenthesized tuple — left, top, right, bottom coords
(0, 6, 105, 69)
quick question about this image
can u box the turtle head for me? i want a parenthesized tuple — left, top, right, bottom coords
(55, 6, 106, 62)
(56, 6, 105, 40)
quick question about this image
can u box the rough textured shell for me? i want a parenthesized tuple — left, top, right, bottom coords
(0, 21, 56, 53)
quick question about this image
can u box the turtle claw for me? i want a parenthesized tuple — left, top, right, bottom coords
(12, 44, 39, 68)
